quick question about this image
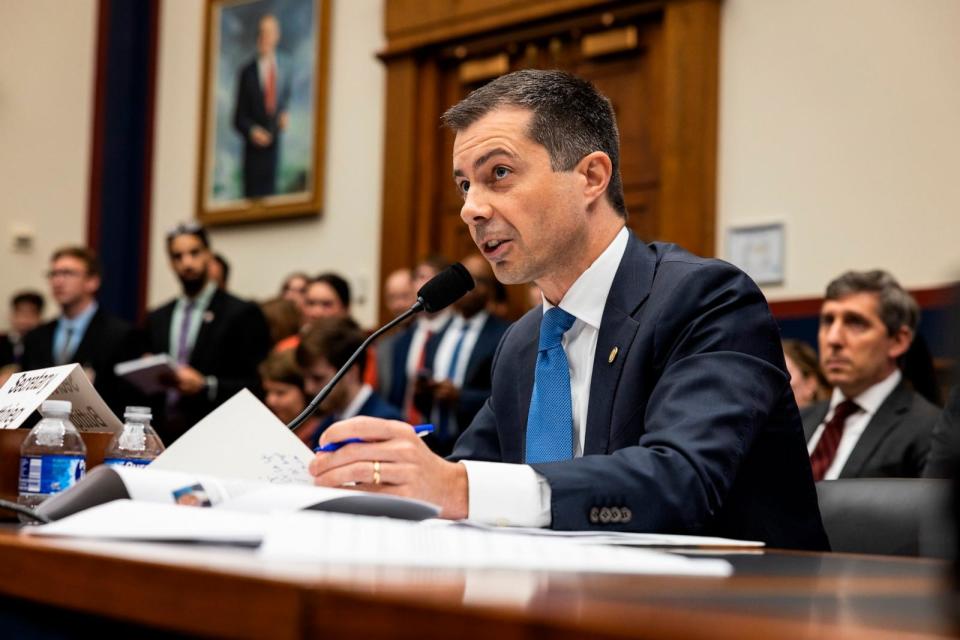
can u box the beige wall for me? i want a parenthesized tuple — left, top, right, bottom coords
(4, 0, 959, 335)
(150, 0, 385, 326)
(0, 0, 98, 329)
(718, 0, 960, 300)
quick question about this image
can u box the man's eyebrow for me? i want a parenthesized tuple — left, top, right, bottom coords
(453, 147, 517, 178)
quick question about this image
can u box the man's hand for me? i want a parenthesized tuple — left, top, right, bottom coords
(309, 417, 469, 520)
(175, 365, 206, 395)
(432, 380, 460, 405)
(250, 125, 273, 147)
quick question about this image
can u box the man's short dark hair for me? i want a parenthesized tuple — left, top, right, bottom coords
(11, 290, 44, 315)
(312, 272, 351, 309)
(296, 317, 365, 376)
(416, 255, 450, 278)
(51, 246, 101, 278)
(825, 270, 920, 336)
(165, 222, 210, 252)
(441, 69, 627, 218)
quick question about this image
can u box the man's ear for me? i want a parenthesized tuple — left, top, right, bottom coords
(888, 326, 913, 360)
(576, 151, 613, 207)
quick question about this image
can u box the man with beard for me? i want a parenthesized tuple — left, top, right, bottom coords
(296, 317, 402, 449)
(145, 223, 270, 442)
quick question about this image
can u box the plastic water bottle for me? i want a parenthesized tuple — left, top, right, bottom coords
(18, 400, 87, 513)
(103, 406, 165, 468)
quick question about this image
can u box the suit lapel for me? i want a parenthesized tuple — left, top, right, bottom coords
(839, 381, 911, 478)
(803, 404, 830, 441)
(583, 234, 655, 455)
(513, 328, 539, 462)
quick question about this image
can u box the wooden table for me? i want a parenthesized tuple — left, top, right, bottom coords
(0, 527, 956, 639)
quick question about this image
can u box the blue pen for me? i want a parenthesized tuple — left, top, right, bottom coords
(314, 423, 434, 452)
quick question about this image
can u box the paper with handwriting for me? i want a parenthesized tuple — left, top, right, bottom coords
(150, 389, 314, 484)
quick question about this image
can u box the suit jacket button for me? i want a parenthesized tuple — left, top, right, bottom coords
(589, 507, 600, 524)
(609, 507, 622, 523)
(621, 507, 632, 523)
(600, 507, 612, 524)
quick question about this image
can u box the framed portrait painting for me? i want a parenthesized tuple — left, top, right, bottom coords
(197, 0, 329, 225)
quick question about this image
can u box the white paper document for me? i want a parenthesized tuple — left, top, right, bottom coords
(149, 389, 315, 484)
(452, 521, 764, 549)
(259, 511, 733, 577)
(0, 364, 122, 432)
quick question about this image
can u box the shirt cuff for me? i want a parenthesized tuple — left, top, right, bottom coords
(460, 460, 552, 528)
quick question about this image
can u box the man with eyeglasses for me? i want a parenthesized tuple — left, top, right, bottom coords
(144, 223, 270, 443)
(21, 246, 141, 414)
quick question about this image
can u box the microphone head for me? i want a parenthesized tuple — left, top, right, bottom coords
(417, 262, 475, 313)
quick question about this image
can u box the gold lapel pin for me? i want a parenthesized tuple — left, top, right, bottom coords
(608, 346, 619, 364)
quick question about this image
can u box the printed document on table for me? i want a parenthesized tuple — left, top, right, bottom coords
(260, 511, 733, 577)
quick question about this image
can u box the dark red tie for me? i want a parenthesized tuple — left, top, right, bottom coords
(265, 61, 276, 115)
(809, 399, 860, 481)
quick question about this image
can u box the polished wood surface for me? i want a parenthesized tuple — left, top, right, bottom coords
(0, 527, 955, 639)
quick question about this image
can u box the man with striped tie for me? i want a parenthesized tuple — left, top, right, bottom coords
(310, 70, 828, 550)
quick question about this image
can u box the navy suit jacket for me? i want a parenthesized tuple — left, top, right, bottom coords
(21, 308, 143, 416)
(145, 289, 270, 442)
(451, 234, 828, 550)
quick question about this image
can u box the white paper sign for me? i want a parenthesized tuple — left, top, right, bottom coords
(149, 389, 315, 484)
(0, 364, 122, 432)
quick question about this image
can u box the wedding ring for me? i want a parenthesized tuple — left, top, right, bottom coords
(373, 460, 381, 485)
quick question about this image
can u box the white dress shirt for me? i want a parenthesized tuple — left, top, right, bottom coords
(807, 369, 902, 480)
(461, 227, 629, 527)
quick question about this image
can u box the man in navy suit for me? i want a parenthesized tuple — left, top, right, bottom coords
(310, 70, 827, 550)
(416, 253, 508, 455)
(233, 14, 292, 198)
(296, 317, 403, 450)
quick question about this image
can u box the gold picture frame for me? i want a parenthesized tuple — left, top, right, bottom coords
(196, 0, 329, 226)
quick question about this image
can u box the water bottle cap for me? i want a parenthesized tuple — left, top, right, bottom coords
(41, 399, 72, 415)
(124, 406, 153, 420)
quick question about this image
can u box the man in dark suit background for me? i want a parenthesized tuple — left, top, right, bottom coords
(232, 13, 292, 198)
(0, 290, 44, 371)
(22, 247, 141, 415)
(309, 70, 827, 550)
(416, 253, 508, 456)
(145, 223, 270, 443)
(802, 270, 938, 479)
(295, 317, 402, 450)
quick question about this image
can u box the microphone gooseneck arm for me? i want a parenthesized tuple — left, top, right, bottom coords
(286, 301, 423, 433)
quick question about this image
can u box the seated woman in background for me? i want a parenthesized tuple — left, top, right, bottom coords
(259, 349, 322, 445)
(782, 339, 831, 409)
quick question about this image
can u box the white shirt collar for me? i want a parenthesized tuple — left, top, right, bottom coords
(542, 226, 629, 329)
(418, 309, 452, 333)
(341, 384, 374, 420)
(828, 368, 902, 416)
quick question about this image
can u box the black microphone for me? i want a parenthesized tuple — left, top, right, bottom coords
(286, 262, 475, 432)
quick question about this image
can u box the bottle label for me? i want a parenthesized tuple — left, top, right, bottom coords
(18, 455, 86, 496)
(103, 458, 152, 468)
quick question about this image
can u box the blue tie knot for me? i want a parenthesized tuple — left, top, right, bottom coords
(539, 307, 576, 351)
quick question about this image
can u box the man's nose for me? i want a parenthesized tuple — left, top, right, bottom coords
(460, 190, 493, 225)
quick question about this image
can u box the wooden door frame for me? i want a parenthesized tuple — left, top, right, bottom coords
(376, 0, 719, 323)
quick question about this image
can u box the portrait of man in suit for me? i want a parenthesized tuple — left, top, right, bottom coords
(233, 13, 292, 198)
(308, 70, 827, 550)
(803, 270, 939, 479)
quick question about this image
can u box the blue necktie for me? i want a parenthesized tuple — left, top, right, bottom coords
(438, 320, 469, 438)
(525, 307, 577, 463)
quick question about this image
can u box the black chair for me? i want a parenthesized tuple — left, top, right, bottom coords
(815, 478, 954, 557)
